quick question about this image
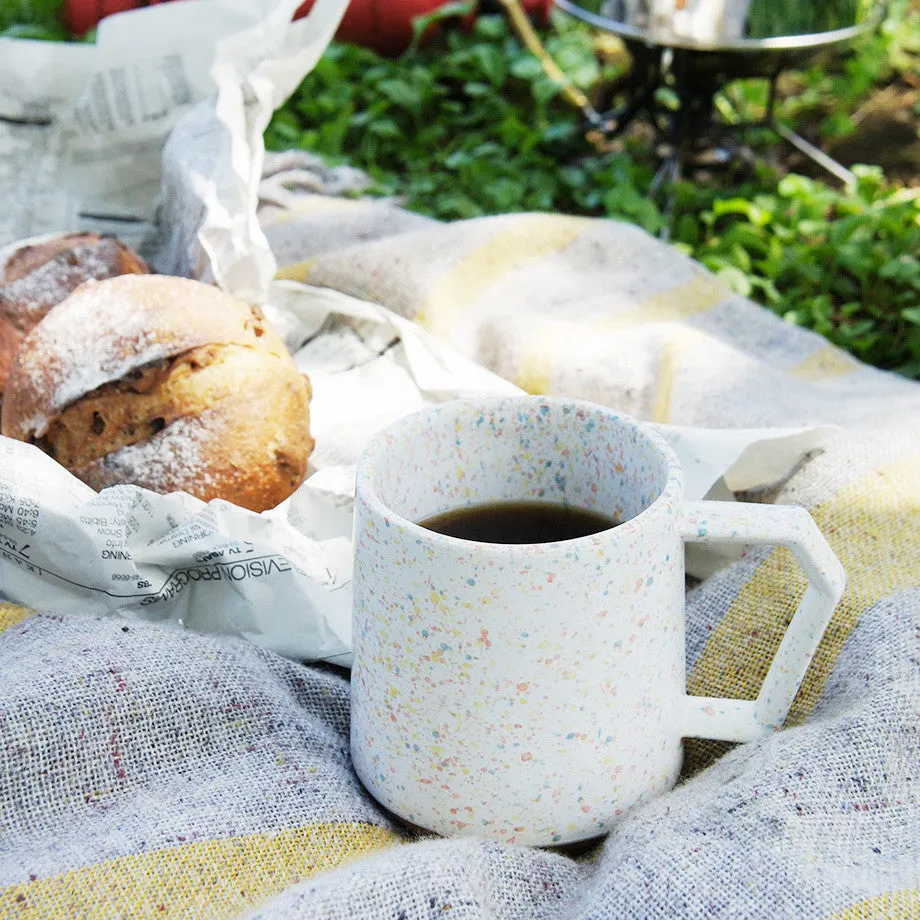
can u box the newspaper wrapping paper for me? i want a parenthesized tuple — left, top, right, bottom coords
(0, 0, 333, 251)
(1, 9, 919, 920)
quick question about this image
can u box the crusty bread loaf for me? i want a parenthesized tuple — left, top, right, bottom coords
(0, 233, 149, 394)
(1, 274, 314, 513)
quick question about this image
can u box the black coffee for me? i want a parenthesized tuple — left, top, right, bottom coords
(419, 500, 618, 544)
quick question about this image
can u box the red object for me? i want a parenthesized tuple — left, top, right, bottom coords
(296, 1, 556, 55)
(64, 0, 555, 51)
(294, 0, 471, 55)
(515, 0, 555, 25)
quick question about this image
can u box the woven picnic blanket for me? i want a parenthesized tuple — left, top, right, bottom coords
(2, 173, 919, 918)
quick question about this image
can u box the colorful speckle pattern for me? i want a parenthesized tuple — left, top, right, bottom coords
(350, 397, 844, 846)
(350, 397, 687, 846)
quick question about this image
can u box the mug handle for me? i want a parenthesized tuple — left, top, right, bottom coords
(677, 500, 846, 743)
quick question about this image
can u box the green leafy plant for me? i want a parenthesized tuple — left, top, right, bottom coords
(266, 14, 657, 228)
(268, 5, 920, 378)
(675, 168, 920, 377)
(0, 0, 97, 41)
(0, 0, 67, 40)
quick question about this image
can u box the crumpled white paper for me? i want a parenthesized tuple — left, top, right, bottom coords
(0, 0, 832, 665)
(0, 0, 347, 249)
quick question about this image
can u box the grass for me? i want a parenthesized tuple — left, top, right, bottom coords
(266, 3, 920, 379)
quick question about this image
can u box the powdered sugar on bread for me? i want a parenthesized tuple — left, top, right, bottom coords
(0, 245, 112, 327)
(0, 237, 147, 328)
(0, 234, 150, 396)
(74, 410, 223, 496)
(3, 275, 274, 438)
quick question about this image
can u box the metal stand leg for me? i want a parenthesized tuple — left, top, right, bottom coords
(770, 121, 857, 187)
(592, 45, 663, 140)
(591, 53, 860, 240)
(761, 67, 857, 186)
(648, 153, 681, 241)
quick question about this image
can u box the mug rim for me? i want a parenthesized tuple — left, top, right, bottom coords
(355, 395, 685, 552)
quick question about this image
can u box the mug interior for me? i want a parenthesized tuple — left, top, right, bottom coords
(359, 397, 681, 539)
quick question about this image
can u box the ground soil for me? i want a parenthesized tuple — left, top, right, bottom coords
(793, 77, 920, 186)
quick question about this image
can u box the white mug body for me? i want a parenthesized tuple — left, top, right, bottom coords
(351, 397, 686, 846)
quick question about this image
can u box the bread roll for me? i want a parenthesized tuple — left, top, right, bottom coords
(1, 275, 314, 513)
(0, 233, 149, 394)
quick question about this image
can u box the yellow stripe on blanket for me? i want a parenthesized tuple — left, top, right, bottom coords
(0, 603, 32, 633)
(790, 344, 861, 381)
(515, 272, 727, 395)
(685, 450, 920, 771)
(651, 327, 708, 424)
(0, 823, 400, 919)
(274, 259, 315, 284)
(826, 889, 920, 919)
(414, 214, 592, 337)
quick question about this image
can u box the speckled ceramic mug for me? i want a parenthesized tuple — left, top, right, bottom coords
(350, 397, 845, 846)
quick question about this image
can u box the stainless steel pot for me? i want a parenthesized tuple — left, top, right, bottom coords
(555, 0, 885, 59)
(551, 0, 886, 212)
